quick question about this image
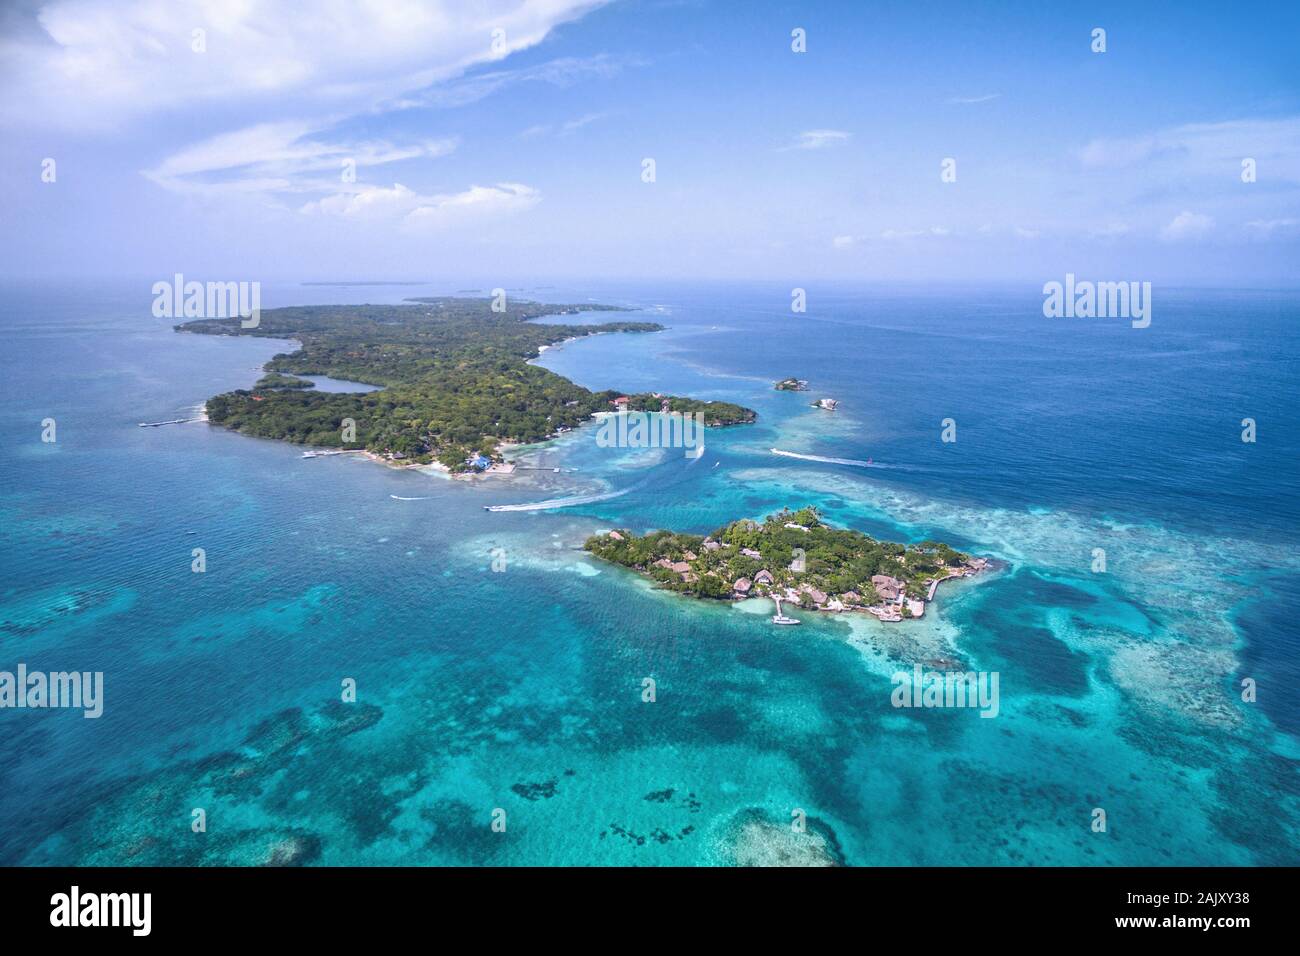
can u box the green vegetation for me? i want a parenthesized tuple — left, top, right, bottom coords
(178, 297, 755, 469)
(253, 372, 315, 390)
(584, 507, 974, 610)
(774, 377, 809, 391)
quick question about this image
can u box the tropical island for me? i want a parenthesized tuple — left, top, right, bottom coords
(177, 297, 755, 471)
(774, 377, 809, 391)
(584, 507, 987, 621)
(253, 372, 316, 390)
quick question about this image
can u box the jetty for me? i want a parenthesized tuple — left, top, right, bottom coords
(771, 595, 801, 626)
(137, 418, 198, 427)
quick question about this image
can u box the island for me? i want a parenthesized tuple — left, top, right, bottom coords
(584, 507, 987, 621)
(253, 372, 316, 390)
(774, 377, 809, 391)
(177, 297, 755, 472)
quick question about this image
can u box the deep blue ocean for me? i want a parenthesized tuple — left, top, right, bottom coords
(1, 278, 1297, 865)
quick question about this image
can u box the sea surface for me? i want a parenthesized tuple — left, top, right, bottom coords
(1, 277, 1297, 866)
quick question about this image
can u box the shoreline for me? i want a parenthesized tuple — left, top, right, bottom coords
(584, 512, 991, 625)
(183, 300, 751, 479)
(589, 550, 990, 625)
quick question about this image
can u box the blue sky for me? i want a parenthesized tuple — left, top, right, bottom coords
(2, 0, 1298, 283)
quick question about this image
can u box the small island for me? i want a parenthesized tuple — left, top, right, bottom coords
(584, 507, 986, 621)
(178, 297, 755, 472)
(253, 372, 316, 390)
(774, 377, 809, 391)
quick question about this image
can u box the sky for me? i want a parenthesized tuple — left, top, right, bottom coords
(1, 0, 1298, 285)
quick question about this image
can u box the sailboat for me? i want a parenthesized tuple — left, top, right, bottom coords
(771, 595, 801, 626)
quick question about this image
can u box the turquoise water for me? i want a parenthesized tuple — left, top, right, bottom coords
(1, 279, 1297, 865)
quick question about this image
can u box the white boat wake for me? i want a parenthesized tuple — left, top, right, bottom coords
(485, 436, 712, 513)
(484, 454, 692, 512)
(768, 447, 915, 471)
(390, 495, 432, 501)
(484, 485, 636, 512)
(770, 447, 875, 467)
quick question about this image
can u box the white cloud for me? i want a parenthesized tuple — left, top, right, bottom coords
(1244, 218, 1300, 238)
(404, 182, 540, 230)
(1079, 135, 1162, 169)
(303, 183, 423, 220)
(947, 94, 1000, 105)
(1160, 211, 1215, 241)
(302, 181, 540, 232)
(783, 129, 850, 151)
(0, 0, 610, 129)
(832, 235, 856, 249)
(881, 226, 950, 241)
(561, 112, 611, 134)
(5, 1, 602, 232)
(394, 53, 635, 111)
(142, 120, 460, 201)
(1079, 118, 1300, 182)
(520, 111, 614, 140)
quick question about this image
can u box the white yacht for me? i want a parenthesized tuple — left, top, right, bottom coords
(771, 596, 801, 626)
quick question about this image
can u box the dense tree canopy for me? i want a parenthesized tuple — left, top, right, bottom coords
(585, 507, 972, 606)
(180, 298, 755, 469)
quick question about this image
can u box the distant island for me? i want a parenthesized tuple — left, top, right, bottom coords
(178, 298, 755, 471)
(585, 507, 986, 621)
(774, 377, 809, 391)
